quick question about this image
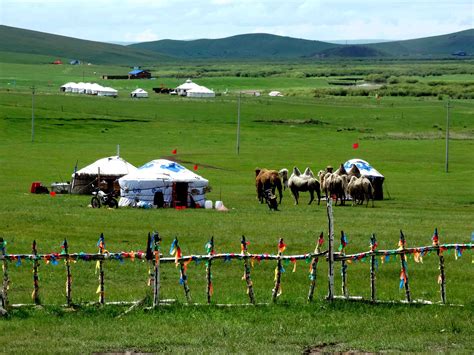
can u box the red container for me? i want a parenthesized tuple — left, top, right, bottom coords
(30, 182, 41, 193)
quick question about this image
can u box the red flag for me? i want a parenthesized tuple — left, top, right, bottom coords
(352, 142, 359, 149)
(193, 164, 198, 171)
(171, 149, 177, 155)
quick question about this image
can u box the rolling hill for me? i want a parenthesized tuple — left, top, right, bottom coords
(0, 25, 472, 63)
(367, 28, 474, 57)
(130, 29, 473, 59)
(129, 33, 339, 59)
(0, 25, 171, 65)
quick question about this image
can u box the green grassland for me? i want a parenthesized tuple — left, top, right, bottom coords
(0, 61, 473, 353)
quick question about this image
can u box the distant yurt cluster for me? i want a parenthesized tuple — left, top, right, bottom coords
(60, 82, 118, 97)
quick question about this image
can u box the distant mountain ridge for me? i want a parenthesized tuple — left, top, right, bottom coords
(0, 25, 472, 64)
(130, 29, 474, 59)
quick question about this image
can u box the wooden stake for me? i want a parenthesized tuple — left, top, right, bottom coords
(32, 240, 40, 305)
(0, 237, 9, 312)
(272, 238, 284, 302)
(326, 199, 335, 301)
(399, 230, 411, 303)
(241, 235, 255, 304)
(433, 228, 446, 304)
(175, 239, 191, 303)
(370, 234, 377, 303)
(308, 232, 323, 302)
(205, 236, 214, 304)
(340, 231, 348, 299)
(63, 239, 72, 307)
(97, 233, 105, 305)
(152, 232, 162, 308)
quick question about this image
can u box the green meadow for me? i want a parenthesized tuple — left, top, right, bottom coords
(0, 61, 473, 353)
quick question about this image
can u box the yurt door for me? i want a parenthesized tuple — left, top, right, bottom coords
(173, 182, 189, 207)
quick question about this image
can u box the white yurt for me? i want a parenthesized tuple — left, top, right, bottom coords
(71, 156, 137, 194)
(176, 79, 214, 97)
(187, 86, 215, 98)
(98, 87, 118, 97)
(343, 158, 385, 200)
(268, 91, 283, 97)
(119, 159, 209, 208)
(130, 88, 148, 98)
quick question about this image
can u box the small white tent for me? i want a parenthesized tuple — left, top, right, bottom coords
(268, 91, 283, 97)
(71, 156, 137, 194)
(98, 87, 118, 97)
(130, 88, 148, 98)
(60, 82, 76, 92)
(119, 159, 209, 208)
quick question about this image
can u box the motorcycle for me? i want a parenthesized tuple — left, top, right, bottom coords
(91, 187, 118, 208)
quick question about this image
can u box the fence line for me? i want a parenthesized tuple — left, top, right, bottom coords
(0, 211, 473, 315)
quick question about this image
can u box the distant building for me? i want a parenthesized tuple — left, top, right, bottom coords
(128, 69, 151, 79)
(52, 59, 63, 65)
(452, 51, 467, 57)
(70, 59, 81, 65)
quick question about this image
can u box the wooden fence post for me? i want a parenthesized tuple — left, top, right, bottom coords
(272, 238, 285, 302)
(340, 231, 348, 298)
(63, 239, 72, 307)
(326, 199, 335, 301)
(0, 237, 9, 313)
(308, 232, 324, 302)
(32, 240, 40, 305)
(370, 234, 377, 303)
(205, 236, 214, 305)
(432, 228, 446, 304)
(152, 232, 161, 308)
(97, 233, 105, 305)
(241, 235, 256, 304)
(399, 230, 411, 302)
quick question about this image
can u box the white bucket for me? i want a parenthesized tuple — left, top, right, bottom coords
(215, 201, 223, 209)
(204, 200, 213, 209)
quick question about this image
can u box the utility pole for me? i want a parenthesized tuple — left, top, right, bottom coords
(236, 92, 241, 155)
(31, 85, 35, 142)
(445, 101, 450, 173)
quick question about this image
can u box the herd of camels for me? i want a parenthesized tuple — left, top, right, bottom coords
(255, 163, 375, 210)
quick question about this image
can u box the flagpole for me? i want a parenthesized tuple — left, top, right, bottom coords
(236, 91, 241, 155)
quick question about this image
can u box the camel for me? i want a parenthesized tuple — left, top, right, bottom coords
(255, 168, 283, 204)
(288, 167, 321, 205)
(278, 168, 289, 190)
(318, 170, 345, 206)
(347, 176, 374, 207)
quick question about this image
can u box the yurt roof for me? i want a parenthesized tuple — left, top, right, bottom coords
(120, 159, 208, 184)
(131, 88, 147, 94)
(343, 159, 384, 178)
(73, 156, 137, 177)
(176, 79, 202, 91)
(187, 86, 214, 94)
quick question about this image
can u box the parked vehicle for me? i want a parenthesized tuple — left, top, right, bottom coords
(91, 187, 118, 208)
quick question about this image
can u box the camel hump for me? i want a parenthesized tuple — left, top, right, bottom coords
(293, 166, 301, 176)
(303, 167, 314, 177)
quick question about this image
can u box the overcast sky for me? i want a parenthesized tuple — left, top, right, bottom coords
(1, 0, 472, 43)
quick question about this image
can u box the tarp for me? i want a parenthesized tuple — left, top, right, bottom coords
(119, 159, 209, 208)
(343, 159, 384, 178)
(73, 156, 136, 177)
